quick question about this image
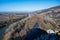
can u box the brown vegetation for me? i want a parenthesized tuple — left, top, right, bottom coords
(1, 6, 60, 40)
(0, 14, 27, 28)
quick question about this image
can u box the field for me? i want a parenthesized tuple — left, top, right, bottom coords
(0, 13, 28, 28)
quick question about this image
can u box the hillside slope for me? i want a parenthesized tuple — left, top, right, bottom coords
(3, 6, 60, 40)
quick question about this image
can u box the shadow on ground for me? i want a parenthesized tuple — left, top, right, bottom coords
(25, 28, 60, 40)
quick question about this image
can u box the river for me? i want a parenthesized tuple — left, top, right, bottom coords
(0, 14, 32, 40)
(0, 24, 9, 40)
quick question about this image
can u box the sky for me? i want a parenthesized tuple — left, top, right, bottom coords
(0, 0, 60, 12)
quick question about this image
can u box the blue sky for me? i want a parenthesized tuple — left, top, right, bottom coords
(0, 0, 60, 12)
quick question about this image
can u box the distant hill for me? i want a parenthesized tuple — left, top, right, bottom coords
(34, 5, 60, 13)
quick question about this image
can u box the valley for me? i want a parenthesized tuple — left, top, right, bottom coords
(0, 6, 60, 40)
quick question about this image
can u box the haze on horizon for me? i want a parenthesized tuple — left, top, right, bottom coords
(0, 0, 60, 12)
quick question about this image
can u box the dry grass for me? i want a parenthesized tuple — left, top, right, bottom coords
(2, 6, 60, 40)
(3, 13, 60, 40)
(3, 14, 60, 40)
(0, 14, 27, 28)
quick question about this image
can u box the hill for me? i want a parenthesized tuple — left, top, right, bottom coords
(1, 6, 60, 40)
